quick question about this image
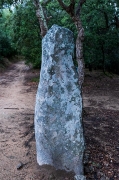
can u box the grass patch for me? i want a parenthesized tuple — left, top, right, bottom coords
(0, 63, 5, 68)
(31, 77, 39, 83)
(104, 71, 113, 78)
(83, 83, 90, 87)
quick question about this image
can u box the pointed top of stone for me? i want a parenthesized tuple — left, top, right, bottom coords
(44, 24, 74, 38)
(43, 24, 74, 56)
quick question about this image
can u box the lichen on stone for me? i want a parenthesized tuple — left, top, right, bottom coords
(35, 25, 85, 176)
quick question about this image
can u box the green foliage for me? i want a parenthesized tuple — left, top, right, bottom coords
(31, 77, 39, 83)
(0, 10, 15, 64)
(46, 1, 77, 36)
(0, 0, 119, 73)
(11, 1, 42, 68)
(81, 0, 119, 73)
(0, 33, 13, 57)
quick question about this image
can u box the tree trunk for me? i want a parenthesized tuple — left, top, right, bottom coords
(57, 0, 85, 87)
(101, 44, 105, 73)
(73, 16, 84, 87)
(33, 0, 48, 38)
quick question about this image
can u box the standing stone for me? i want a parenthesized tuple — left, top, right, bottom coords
(35, 25, 85, 176)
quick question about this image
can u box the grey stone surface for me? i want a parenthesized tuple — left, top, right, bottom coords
(34, 25, 84, 175)
(74, 175, 86, 180)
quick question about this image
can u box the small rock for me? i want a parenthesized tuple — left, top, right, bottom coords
(89, 165, 94, 172)
(84, 166, 90, 173)
(17, 162, 24, 170)
(48, 174, 55, 180)
(101, 177, 105, 180)
(100, 175, 110, 180)
(93, 172, 98, 179)
(96, 163, 102, 168)
(74, 175, 86, 180)
(25, 117, 30, 120)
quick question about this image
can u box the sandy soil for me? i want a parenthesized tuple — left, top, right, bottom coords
(0, 61, 37, 180)
(0, 61, 119, 180)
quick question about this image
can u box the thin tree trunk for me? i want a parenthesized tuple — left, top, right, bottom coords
(57, 0, 85, 87)
(73, 16, 84, 86)
(101, 44, 105, 73)
(33, 0, 48, 38)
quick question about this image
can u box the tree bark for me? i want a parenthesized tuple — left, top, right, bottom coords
(57, 0, 85, 87)
(73, 16, 84, 86)
(115, 15, 119, 29)
(33, 0, 48, 38)
(101, 44, 105, 73)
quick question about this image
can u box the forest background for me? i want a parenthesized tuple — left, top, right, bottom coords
(0, 0, 119, 74)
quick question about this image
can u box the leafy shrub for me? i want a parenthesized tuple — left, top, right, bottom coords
(11, 1, 42, 68)
(0, 30, 15, 66)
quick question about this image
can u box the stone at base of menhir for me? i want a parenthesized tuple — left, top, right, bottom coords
(35, 24, 85, 175)
(74, 175, 86, 180)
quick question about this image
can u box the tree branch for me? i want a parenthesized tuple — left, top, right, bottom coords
(115, 15, 119, 29)
(68, 0, 75, 16)
(76, 0, 86, 16)
(41, 0, 51, 6)
(103, 11, 109, 29)
(57, 0, 75, 17)
(96, 9, 109, 29)
(96, 9, 118, 30)
(57, 0, 68, 11)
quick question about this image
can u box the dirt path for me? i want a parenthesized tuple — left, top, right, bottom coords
(0, 61, 37, 180)
(0, 62, 119, 180)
